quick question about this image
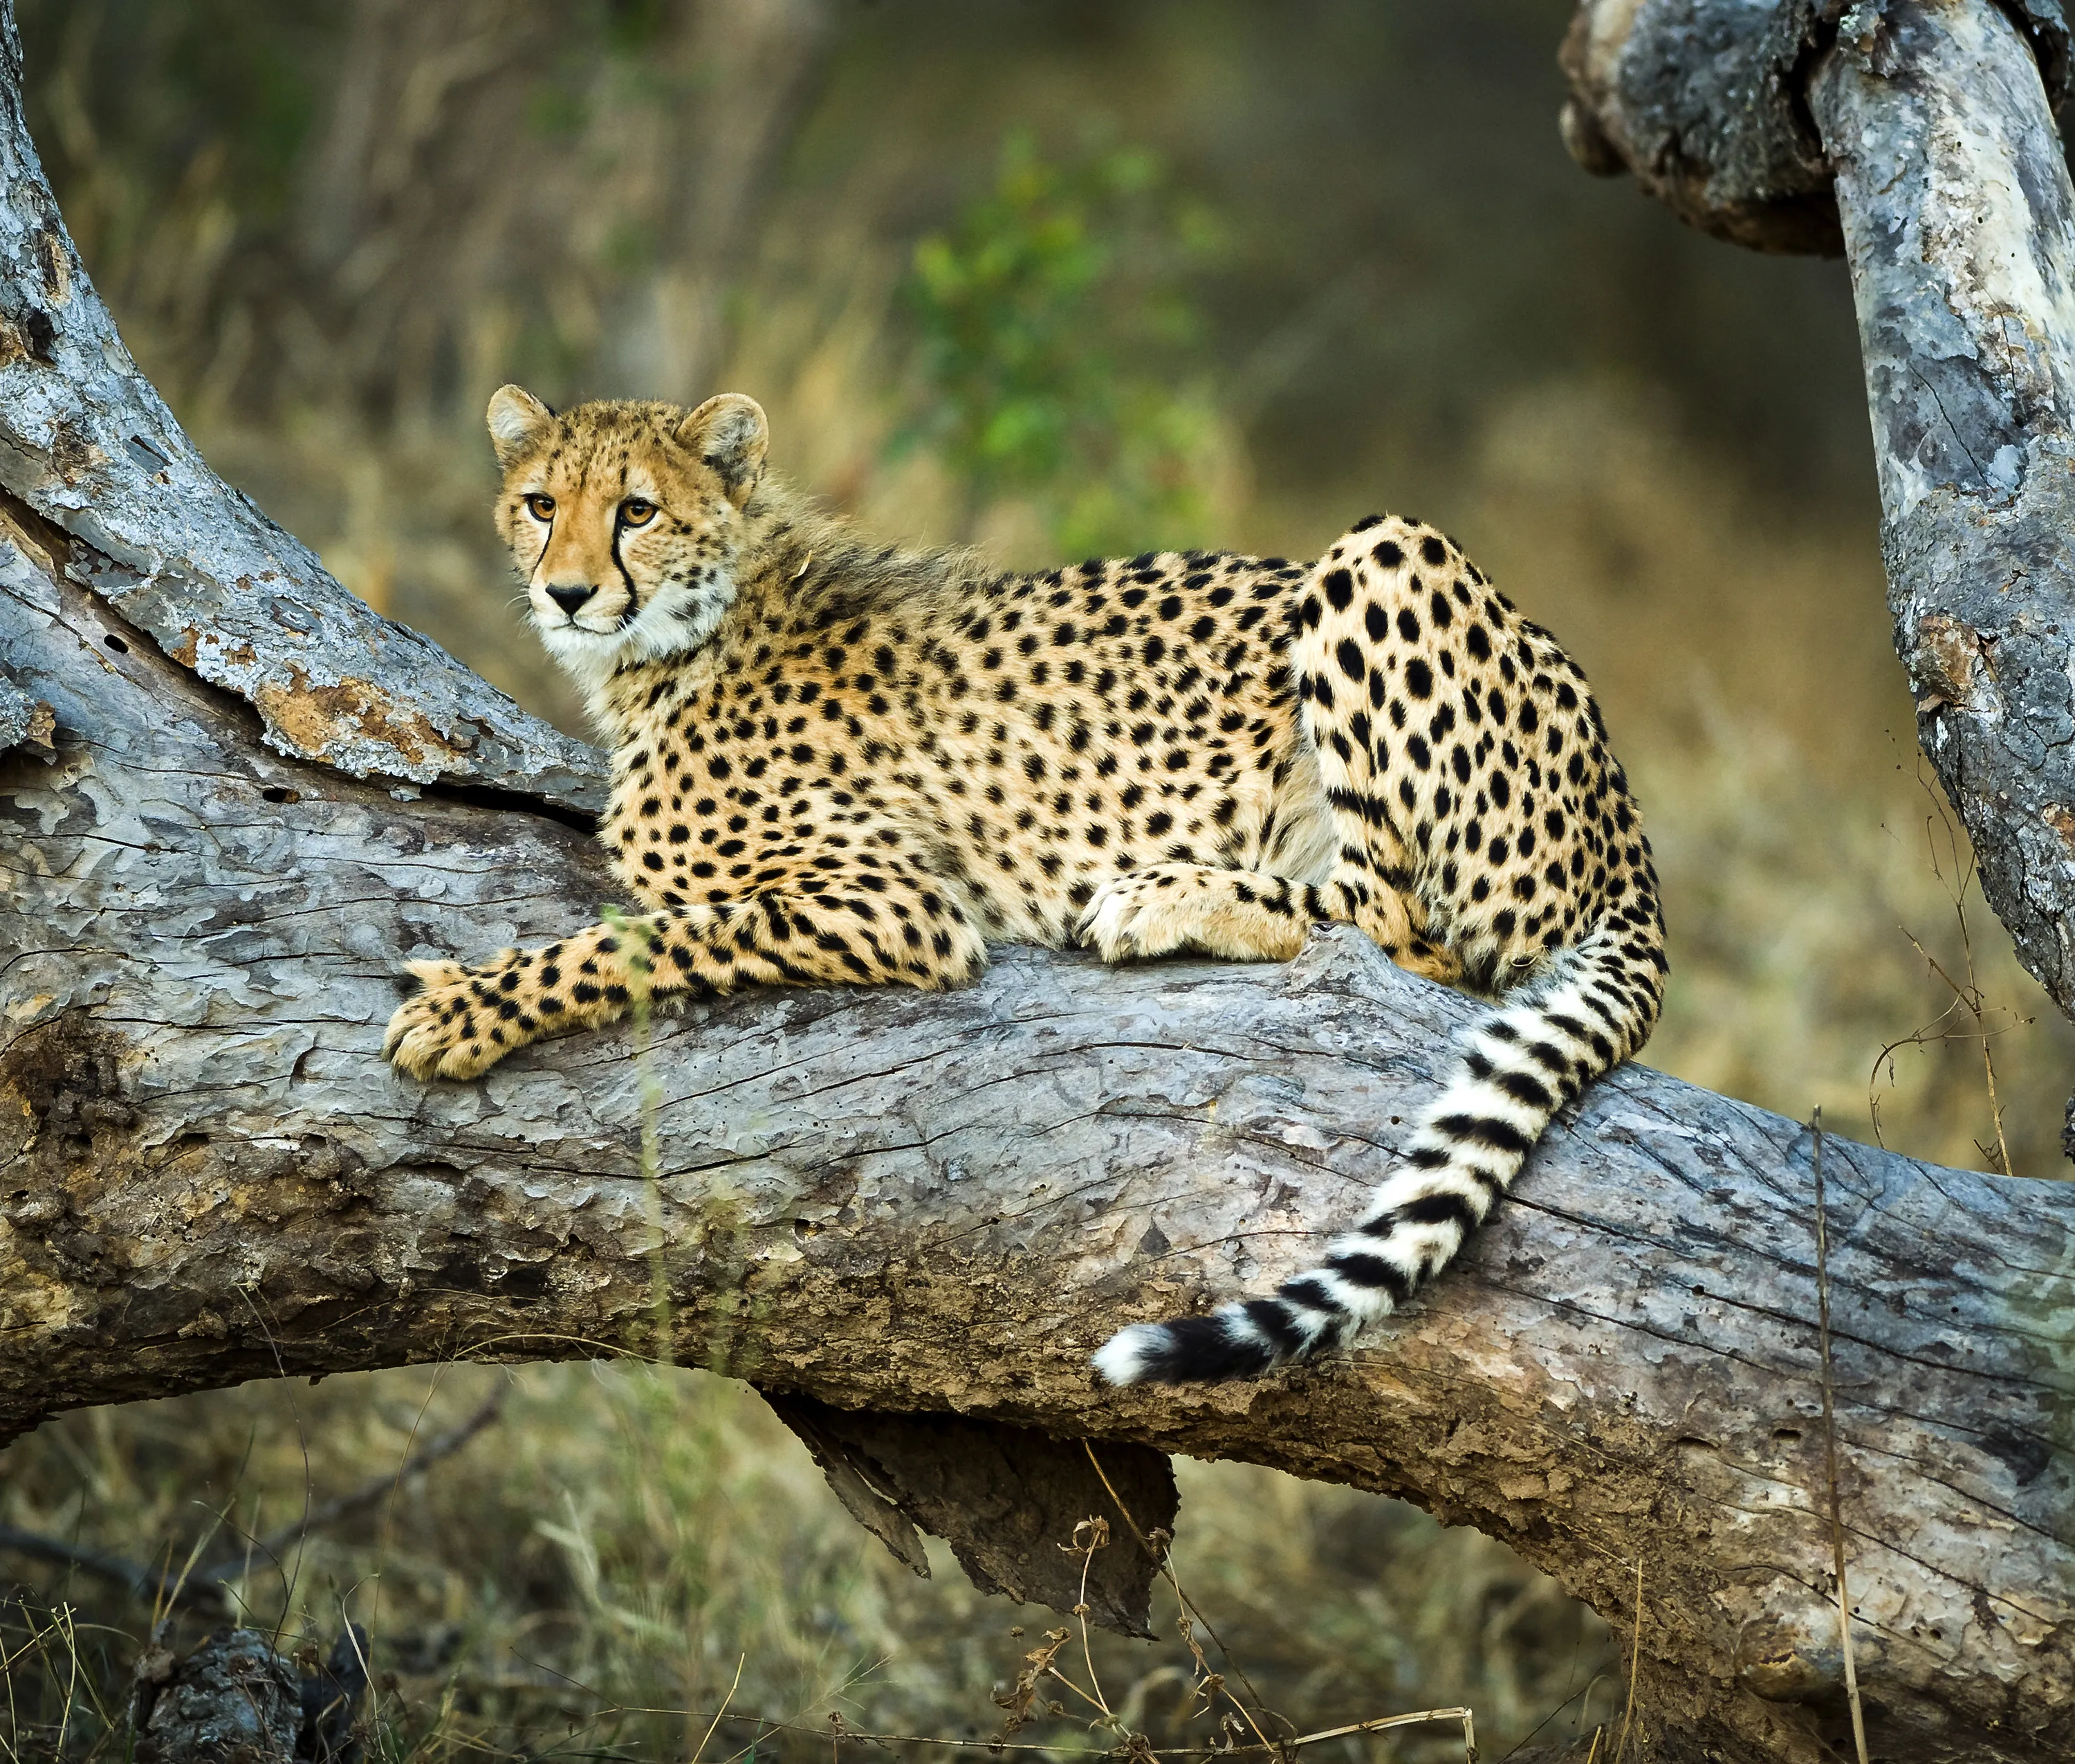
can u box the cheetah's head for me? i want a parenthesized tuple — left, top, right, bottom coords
(487, 386, 768, 689)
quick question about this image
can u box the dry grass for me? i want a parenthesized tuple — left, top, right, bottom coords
(0, 1365, 1605, 1761)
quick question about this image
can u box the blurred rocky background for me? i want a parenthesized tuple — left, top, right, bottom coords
(7, 2, 2069, 1758)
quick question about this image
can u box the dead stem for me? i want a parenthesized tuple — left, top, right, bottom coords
(1612, 1557, 1642, 1763)
(1811, 1109, 1871, 1764)
(1872, 766, 2027, 1175)
(1081, 1442, 1282, 1752)
(683, 1706, 1482, 1759)
(689, 1653, 745, 1764)
(1068, 1517, 1117, 1727)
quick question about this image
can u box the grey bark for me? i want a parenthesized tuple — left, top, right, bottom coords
(136, 1629, 302, 1764)
(3, 3, 2074, 1760)
(131, 1621, 369, 1764)
(1562, 0, 2075, 1063)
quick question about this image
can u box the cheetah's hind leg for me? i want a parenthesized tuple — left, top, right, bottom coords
(1077, 863, 1332, 964)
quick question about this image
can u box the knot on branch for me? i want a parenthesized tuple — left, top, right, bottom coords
(1736, 1602, 1852, 1705)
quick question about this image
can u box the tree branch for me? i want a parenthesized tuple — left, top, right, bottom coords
(1560, 0, 2075, 1051)
(3, 4, 2073, 1760)
(1807, 0, 2075, 1023)
(0, 6, 602, 814)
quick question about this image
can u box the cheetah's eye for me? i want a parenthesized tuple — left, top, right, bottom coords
(620, 498, 657, 527)
(523, 493, 555, 521)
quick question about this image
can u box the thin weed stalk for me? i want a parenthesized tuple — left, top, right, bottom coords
(50, 1606, 77, 1762)
(1080, 1444, 1279, 1751)
(1066, 1518, 1119, 1735)
(1, 1613, 18, 1764)
(227, 1280, 317, 1646)
(1612, 1557, 1641, 1764)
(1811, 1110, 1870, 1764)
(1869, 764, 2028, 1176)
(690, 1654, 746, 1764)
(1080, 1444, 1479, 1761)
(682, 1706, 1482, 1759)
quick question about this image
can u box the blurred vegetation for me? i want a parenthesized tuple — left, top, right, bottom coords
(903, 132, 1227, 555)
(7, 0, 2075, 1758)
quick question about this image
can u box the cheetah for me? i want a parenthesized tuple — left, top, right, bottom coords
(384, 386, 1668, 1385)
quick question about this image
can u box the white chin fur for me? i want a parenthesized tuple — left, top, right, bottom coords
(533, 580, 731, 707)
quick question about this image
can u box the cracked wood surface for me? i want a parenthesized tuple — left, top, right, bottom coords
(2, 1, 2074, 1757)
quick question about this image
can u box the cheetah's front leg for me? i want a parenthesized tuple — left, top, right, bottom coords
(385, 871, 988, 1081)
(382, 919, 654, 1082)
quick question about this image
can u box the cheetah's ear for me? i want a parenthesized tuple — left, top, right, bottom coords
(487, 385, 555, 469)
(679, 393, 768, 509)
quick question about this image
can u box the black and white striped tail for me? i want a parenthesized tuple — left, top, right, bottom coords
(1092, 924, 1655, 1386)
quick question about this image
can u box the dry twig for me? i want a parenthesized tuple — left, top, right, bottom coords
(1812, 1110, 1871, 1764)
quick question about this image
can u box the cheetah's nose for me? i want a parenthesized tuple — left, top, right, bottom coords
(545, 583, 597, 616)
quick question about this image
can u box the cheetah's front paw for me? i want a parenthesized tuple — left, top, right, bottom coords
(382, 959, 517, 1082)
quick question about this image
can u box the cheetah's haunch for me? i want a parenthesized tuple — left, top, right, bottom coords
(385, 385, 1667, 1384)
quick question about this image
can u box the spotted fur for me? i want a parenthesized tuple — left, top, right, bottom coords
(385, 388, 1666, 1386)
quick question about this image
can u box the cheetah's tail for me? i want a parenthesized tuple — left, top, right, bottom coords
(1091, 919, 1662, 1386)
